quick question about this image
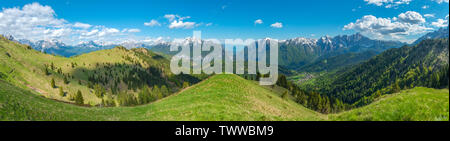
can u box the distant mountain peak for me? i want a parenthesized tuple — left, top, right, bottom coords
(413, 27, 449, 45)
(282, 37, 317, 46)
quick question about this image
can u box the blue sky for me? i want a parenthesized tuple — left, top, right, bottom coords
(0, 0, 448, 44)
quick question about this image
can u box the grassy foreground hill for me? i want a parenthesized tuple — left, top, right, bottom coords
(1, 74, 448, 121)
(0, 74, 324, 121)
(331, 87, 449, 121)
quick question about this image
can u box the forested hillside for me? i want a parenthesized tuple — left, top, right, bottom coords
(0, 35, 205, 106)
(303, 39, 449, 107)
(297, 51, 377, 72)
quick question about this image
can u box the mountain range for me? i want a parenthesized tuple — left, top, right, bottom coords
(4, 36, 168, 57)
(0, 27, 448, 121)
(3, 28, 448, 72)
(4, 33, 404, 58)
(278, 33, 406, 69)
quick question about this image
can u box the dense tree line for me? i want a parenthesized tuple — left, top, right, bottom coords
(304, 39, 449, 108)
(241, 73, 346, 113)
(38, 47, 204, 106)
(239, 39, 448, 113)
(110, 84, 170, 106)
(275, 74, 347, 113)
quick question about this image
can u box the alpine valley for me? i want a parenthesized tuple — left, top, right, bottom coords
(1, 24, 448, 121)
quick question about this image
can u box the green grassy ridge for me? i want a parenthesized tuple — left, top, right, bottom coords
(0, 37, 180, 105)
(1, 74, 448, 121)
(330, 87, 449, 121)
(1, 36, 448, 121)
(0, 74, 324, 121)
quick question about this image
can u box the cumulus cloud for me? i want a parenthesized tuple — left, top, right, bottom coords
(424, 14, 435, 18)
(144, 19, 161, 27)
(164, 14, 190, 21)
(422, 5, 429, 9)
(0, 3, 141, 44)
(0, 2, 67, 41)
(364, 0, 412, 8)
(169, 20, 195, 29)
(73, 22, 92, 29)
(254, 19, 263, 25)
(80, 27, 120, 39)
(163, 14, 201, 29)
(397, 11, 425, 24)
(164, 14, 177, 21)
(431, 15, 449, 27)
(270, 22, 283, 28)
(344, 11, 432, 39)
(81, 29, 99, 36)
(122, 28, 141, 33)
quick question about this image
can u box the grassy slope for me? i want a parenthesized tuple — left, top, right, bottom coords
(331, 87, 449, 121)
(1, 37, 448, 121)
(0, 37, 170, 105)
(0, 74, 324, 121)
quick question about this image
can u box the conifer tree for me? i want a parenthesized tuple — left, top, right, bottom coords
(50, 78, 56, 88)
(161, 85, 169, 97)
(75, 90, 84, 105)
(59, 87, 64, 97)
(182, 82, 189, 88)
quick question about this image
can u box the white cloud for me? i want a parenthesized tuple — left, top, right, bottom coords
(163, 14, 191, 22)
(164, 14, 177, 21)
(397, 11, 425, 24)
(422, 5, 429, 9)
(205, 23, 213, 26)
(144, 19, 161, 27)
(122, 28, 141, 33)
(73, 22, 92, 29)
(0, 3, 142, 45)
(45, 28, 72, 38)
(79, 27, 122, 41)
(431, 15, 449, 27)
(0, 2, 68, 41)
(81, 29, 99, 36)
(364, 0, 412, 8)
(163, 14, 203, 29)
(424, 14, 435, 18)
(254, 19, 263, 25)
(433, 0, 449, 4)
(344, 12, 432, 39)
(270, 22, 283, 28)
(169, 20, 195, 29)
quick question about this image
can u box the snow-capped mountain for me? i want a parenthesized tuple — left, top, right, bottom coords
(281, 37, 317, 46)
(34, 39, 67, 49)
(13, 38, 67, 52)
(278, 33, 405, 68)
(4, 32, 405, 60)
(77, 41, 106, 48)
